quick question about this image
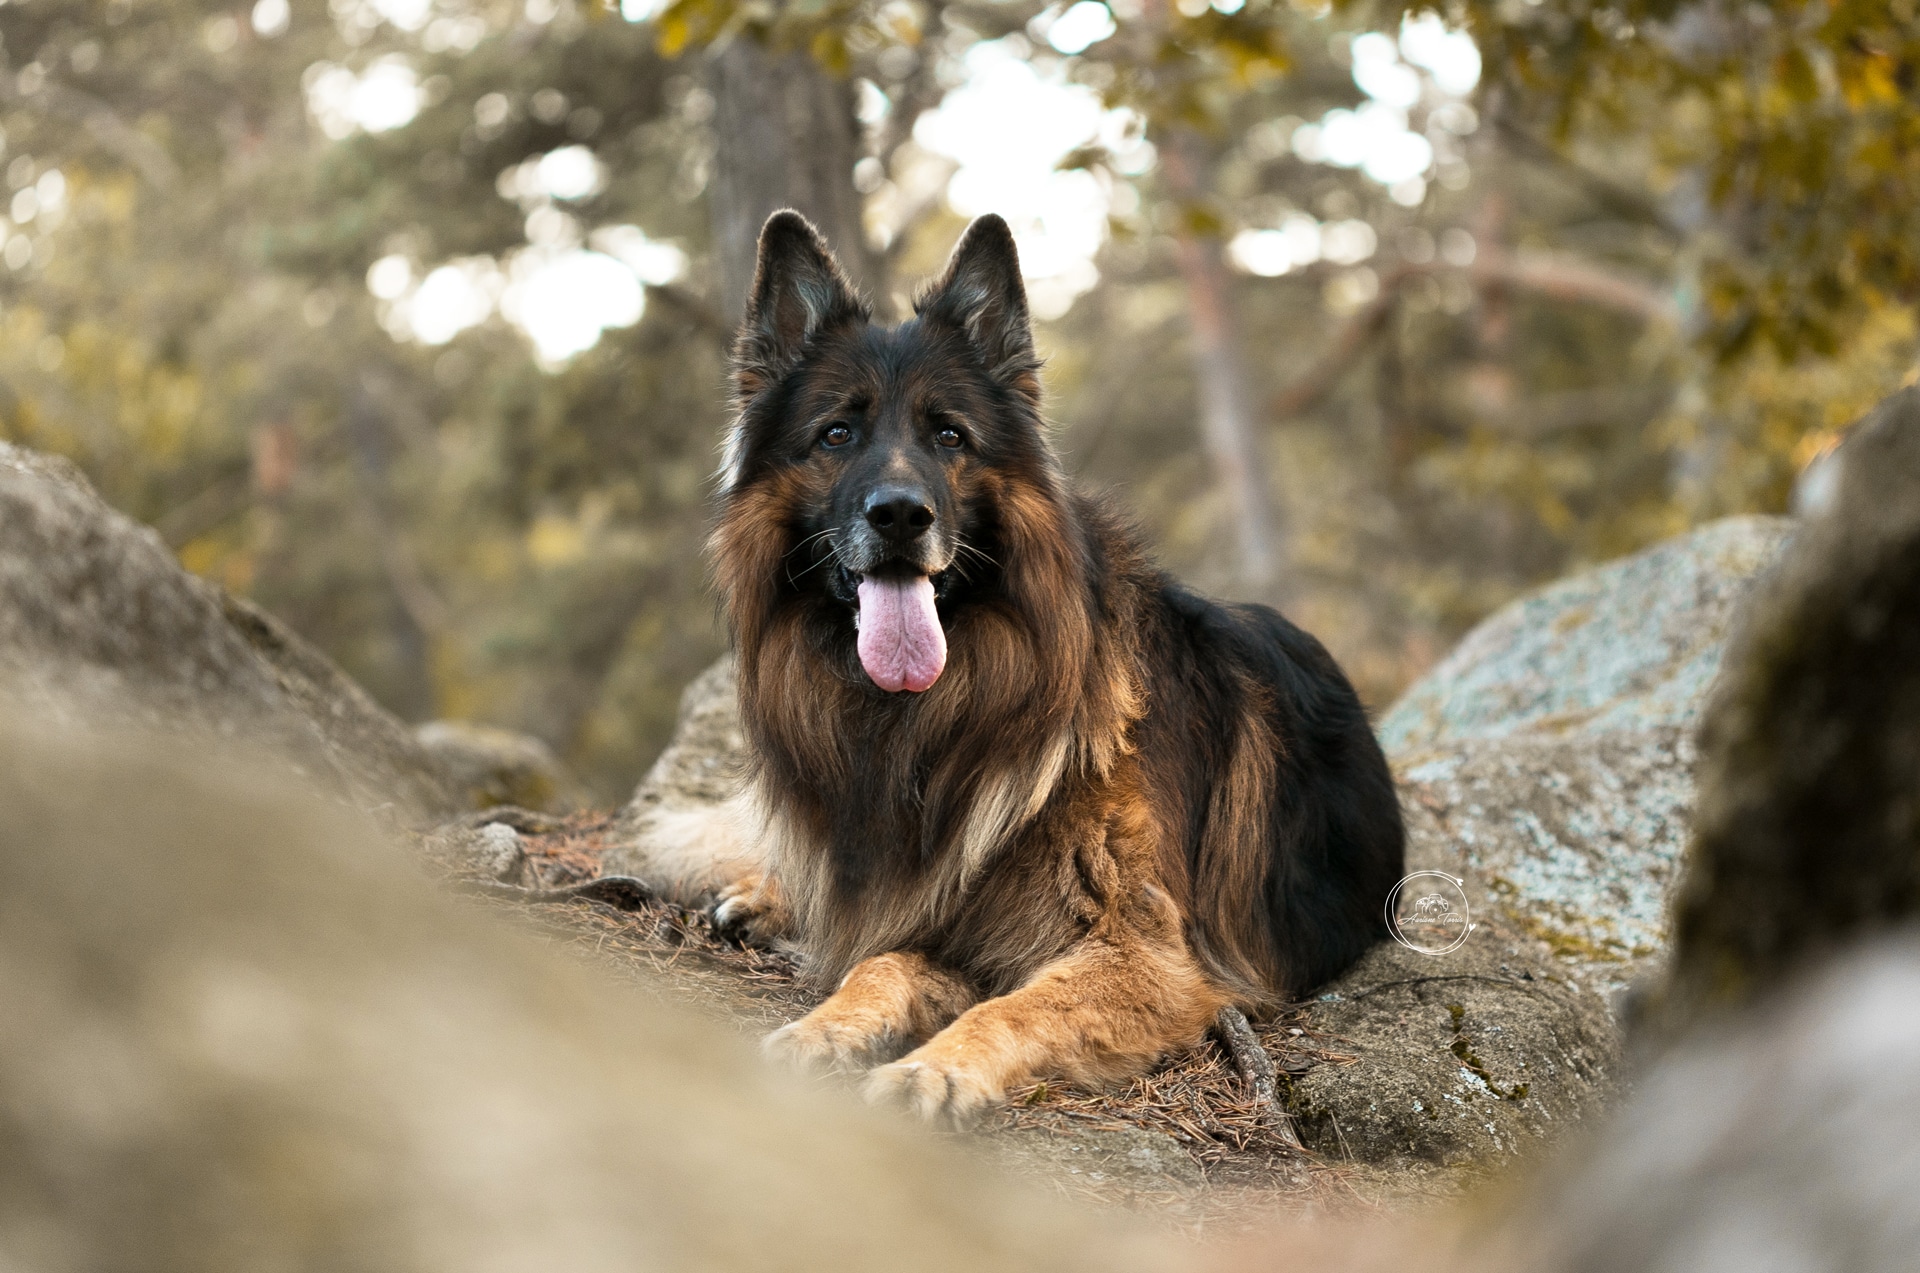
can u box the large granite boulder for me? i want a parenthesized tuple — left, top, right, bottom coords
(0, 442, 459, 827)
(1383, 515, 1794, 988)
(1276, 517, 1793, 1166)
(1496, 394, 1920, 1273)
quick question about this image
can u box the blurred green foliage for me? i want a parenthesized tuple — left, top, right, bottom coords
(2, 0, 1914, 800)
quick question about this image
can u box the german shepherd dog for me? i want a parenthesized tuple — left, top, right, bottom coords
(701, 211, 1403, 1123)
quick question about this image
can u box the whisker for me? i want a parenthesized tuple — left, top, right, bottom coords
(785, 530, 841, 585)
(782, 527, 835, 562)
(954, 536, 1001, 570)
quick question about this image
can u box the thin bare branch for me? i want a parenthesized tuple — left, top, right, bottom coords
(1269, 266, 1413, 420)
(1268, 251, 1679, 421)
(1494, 116, 1684, 240)
(645, 281, 733, 346)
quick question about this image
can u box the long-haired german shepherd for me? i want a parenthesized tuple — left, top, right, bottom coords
(691, 210, 1402, 1123)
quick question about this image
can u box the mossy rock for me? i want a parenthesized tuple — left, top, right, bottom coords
(1666, 388, 1920, 1020)
(1284, 932, 1616, 1166)
(1386, 516, 1796, 992)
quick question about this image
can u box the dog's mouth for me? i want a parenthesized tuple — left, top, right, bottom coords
(850, 568, 947, 693)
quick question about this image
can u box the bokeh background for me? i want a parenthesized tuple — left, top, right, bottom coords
(2, 0, 1914, 802)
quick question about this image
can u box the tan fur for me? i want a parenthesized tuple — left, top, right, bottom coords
(764, 756, 1228, 1124)
(764, 951, 978, 1074)
(1187, 700, 1284, 1003)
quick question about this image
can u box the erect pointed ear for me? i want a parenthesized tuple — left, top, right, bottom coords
(733, 211, 867, 399)
(918, 215, 1039, 402)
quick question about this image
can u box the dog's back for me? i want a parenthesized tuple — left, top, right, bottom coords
(1153, 582, 1404, 997)
(1067, 499, 1404, 1005)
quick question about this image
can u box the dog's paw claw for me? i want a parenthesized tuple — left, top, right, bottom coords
(710, 893, 753, 940)
(709, 876, 788, 947)
(862, 1058, 997, 1127)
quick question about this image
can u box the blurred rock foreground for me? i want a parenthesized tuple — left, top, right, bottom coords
(0, 433, 1792, 1183)
(0, 726, 1173, 1273)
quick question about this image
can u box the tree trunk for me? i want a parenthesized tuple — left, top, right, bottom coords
(1170, 229, 1280, 590)
(707, 40, 875, 324)
(346, 379, 442, 721)
(1159, 127, 1280, 592)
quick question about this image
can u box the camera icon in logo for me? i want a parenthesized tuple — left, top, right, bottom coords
(1385, 871, 1473, 956)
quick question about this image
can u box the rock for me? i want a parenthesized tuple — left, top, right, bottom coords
(1505, 396, 1920, 1268)
(473, 821, 529, 881)
(415, 719, 588, 813)
(1380, 516, 1795, 756)
(1663, 388, 1920, 1021)
(1518, 931, 1920, 1273)
(601, 657, 761, 898)
(1383, 516, 1795, 988)
(977, 1119, 1206, 1195)
(1283, 929, 1616, 1167)
(0, 722, 1174, 1273)
(1279, 517, 1794, 1166)
(0, 442, 459, 826)
(616, 656, 747, 820)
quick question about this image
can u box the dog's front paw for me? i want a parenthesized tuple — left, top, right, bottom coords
(862, 1056, 1000, 1127)
(710, 872, 789, 946)
(762, 1016, 898, 1075)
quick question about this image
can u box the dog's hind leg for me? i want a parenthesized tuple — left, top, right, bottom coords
(621, 788, 769, 906)
(763, 952, 977, 1075)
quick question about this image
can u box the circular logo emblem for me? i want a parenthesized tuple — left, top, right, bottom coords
(1385, 871, 1473, 955)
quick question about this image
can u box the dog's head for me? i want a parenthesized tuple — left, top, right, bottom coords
(716, 212, 1059, 695)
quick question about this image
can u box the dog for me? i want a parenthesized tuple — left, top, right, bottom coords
(700, 210, 1404, 1124)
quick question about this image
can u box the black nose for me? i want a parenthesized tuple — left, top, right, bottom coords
(863, 486, 935, 544)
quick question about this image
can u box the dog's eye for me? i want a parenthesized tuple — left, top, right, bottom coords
(935, 426, 964, 449)
(821, 424, 852, 448)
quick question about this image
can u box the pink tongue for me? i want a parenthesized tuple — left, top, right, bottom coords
(855, 575, 947, 693)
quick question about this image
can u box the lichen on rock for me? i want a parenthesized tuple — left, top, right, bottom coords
(1385, 516, 1796, 991)
(1283, 929, 1615, 1167)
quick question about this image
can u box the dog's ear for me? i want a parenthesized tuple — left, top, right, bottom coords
(919, 215, 1040, 403)
(734, 211, 867, 398)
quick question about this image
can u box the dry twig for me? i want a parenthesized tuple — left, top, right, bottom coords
(1215, 1005, 1303, 1149)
